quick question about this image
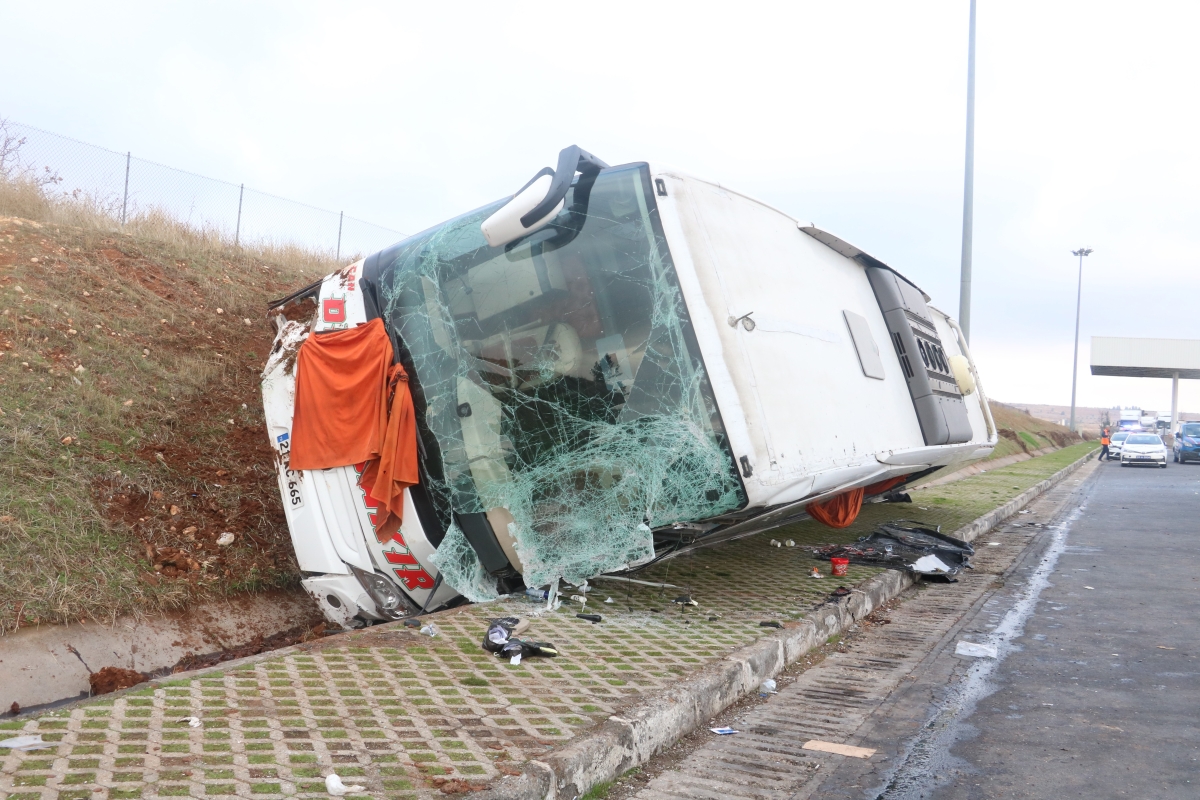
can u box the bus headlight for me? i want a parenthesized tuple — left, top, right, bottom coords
(348, 565, 406, 615)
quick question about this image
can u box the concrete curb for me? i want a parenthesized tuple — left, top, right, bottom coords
(474, 447, 1097, 800)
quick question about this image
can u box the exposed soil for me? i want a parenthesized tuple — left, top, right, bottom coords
(169, 620, 329, 673)
(429, 777, 488, 795)
(89, 666, 148, 695)
(279, 295, 317, 323)
(97, 416, 296, 590)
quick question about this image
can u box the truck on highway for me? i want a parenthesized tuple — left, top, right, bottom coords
(261, 146, 998, 627)
(1118, 406, 1142, 430)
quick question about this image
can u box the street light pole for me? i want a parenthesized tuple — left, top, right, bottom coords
(959, 0, 978, 343)
(1069, 247, 1093, 433)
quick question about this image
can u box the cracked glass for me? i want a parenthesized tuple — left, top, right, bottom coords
(369, 164, 745, 599)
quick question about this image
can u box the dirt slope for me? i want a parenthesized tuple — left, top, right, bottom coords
(988, 400, 1084, 460)
(0, 215, 326, 631)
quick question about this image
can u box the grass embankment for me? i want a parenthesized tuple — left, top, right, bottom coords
(0, 178, 335, 632)
(986, 400, 1084, 461)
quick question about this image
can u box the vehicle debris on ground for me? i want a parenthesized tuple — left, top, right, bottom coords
(813, 521, 975, 581)
(954, 640, 998, 658)
(0, 734, 54, 751)
(801, 740, 877, 759)
(324, 774, 365, 796)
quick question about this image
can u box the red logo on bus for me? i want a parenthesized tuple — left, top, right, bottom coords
(322, 298, 346, 323)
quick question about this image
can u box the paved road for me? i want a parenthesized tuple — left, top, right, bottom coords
(908, 458, 1200, 798)
(871, 457, 1200, 799)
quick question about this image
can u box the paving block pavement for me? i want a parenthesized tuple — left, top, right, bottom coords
(0, 443, 1096, 800)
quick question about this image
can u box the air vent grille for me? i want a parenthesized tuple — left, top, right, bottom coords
(892, 332, 915, 379)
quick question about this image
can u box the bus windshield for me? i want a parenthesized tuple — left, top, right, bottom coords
(365, 164, 745, 597)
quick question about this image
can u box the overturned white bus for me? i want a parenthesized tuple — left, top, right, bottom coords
(262, 147, 997, 628)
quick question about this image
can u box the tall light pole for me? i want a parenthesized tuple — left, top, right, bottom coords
(958, 0, 978, 343)
(1069, 247, 1093, 432)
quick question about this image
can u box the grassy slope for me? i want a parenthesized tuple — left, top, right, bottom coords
(986, 400, 1084, 461)
(0, 210, 328, 631)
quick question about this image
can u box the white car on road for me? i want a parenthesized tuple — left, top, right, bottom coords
(1120, 433, 1168, 468)
(1107, 431, 1131, 461)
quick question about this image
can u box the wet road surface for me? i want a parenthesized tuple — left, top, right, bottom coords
(895, 457, 1200, 798)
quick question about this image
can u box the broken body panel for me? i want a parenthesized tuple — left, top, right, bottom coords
(262, 159, 996, 627)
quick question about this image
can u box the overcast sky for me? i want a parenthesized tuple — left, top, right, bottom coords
(3, 0, 1197, 413)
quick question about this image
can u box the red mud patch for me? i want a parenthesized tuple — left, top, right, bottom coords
(278, 296, 317, 323)
(170, 621, 328, 673)
(429, 777, 488, 795)
(90, 666, 148, 695)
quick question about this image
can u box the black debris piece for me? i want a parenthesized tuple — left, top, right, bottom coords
(576, 613, 602, 623)
(498, 638, 558, 658)
(813, 520, 974, 581)
(482, 616, 529, 654)
(881, 490, 912, 503)
(759, 621, 783, 629)
(672, 595, 698, 607)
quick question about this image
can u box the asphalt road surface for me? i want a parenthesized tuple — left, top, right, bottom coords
(882, 457, 1200, 798)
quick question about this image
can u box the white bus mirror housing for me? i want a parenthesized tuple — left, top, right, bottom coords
(481, 146, 609, 249)
(481, 172, 564, 248)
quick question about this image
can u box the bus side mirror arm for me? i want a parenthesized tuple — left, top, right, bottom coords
(520, 145, 608, 227)
(481, 145, 609, 248)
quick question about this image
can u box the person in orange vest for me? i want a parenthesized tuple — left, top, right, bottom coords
(1098, 428, 1111, 461)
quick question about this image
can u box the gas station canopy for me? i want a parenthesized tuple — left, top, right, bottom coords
(1090, 337, 1200, 380)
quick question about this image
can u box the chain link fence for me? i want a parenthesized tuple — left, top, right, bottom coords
(1, 120, 405, 260)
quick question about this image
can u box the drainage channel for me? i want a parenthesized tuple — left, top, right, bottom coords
(616, 461, 1097, 800)
(1, 589, 325, 715)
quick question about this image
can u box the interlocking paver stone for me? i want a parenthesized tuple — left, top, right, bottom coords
(0, 444, 1093, 800)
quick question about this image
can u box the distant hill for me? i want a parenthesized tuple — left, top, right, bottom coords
(987, 401, 1085, 460)
(999, 402, 1200, 430)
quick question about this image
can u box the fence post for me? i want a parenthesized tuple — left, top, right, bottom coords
(336, 211, 343, 261)
(121, 152, 131, 225)
(235, 183, 244, 247)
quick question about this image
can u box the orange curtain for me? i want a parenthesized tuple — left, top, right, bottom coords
(289, 318, 418, 526)
(806, 476, 909, 529)
(807, 488, 865, 529)
(360, 362, 418, 530)
(865, 476, 907, 496)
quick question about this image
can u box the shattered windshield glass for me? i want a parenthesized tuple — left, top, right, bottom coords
(367, 164, 745, 599)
